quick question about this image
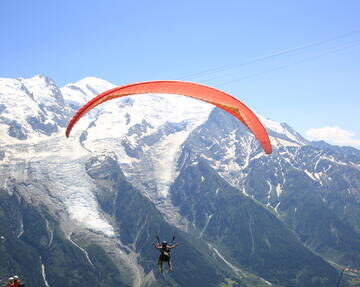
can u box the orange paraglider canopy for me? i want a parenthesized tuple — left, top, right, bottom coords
(66, 80, 272, 154)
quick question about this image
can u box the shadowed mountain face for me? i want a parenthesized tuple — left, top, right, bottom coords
(171, 159, 338, 287)
(0, 76, 359, 286)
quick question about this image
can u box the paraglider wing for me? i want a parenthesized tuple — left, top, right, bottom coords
(66, 81, 272, 154)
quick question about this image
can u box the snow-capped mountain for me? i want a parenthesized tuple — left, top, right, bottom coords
(0, 75, 359, 287)
(0, 75, 308, 229)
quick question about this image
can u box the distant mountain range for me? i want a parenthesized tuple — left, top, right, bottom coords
(0, 75, 359, 287)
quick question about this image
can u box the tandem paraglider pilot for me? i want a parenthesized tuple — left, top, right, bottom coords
(153, 240, 179, 273)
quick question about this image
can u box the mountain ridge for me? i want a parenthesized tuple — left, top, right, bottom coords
(1, 75, 359, 286)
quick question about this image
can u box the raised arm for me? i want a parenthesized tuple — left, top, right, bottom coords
(152, 243, 162, 249)
(168, 243, 179, 249)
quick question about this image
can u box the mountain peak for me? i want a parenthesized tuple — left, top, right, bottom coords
(71, 76, 114, 87)
(61, 77, 116, 105)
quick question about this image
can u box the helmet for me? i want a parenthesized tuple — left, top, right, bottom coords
(162, 241, 168, 245)
(14, 275, 19, 280)
(8, 277, 14, 281)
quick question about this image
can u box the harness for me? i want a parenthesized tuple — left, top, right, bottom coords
(160, 246, 171, 261)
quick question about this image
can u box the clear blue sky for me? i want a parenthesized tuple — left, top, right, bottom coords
(1, 0, 360, 146)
